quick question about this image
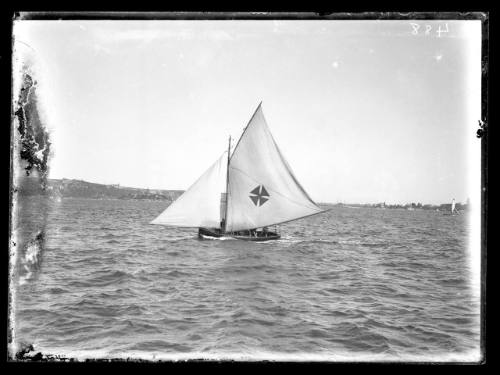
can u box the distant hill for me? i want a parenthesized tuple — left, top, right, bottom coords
(14, 176, 184, 201)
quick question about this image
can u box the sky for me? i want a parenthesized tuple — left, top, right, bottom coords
(12, 19, 482, 205)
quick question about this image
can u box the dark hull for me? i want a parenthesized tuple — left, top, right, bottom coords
(198, 227, 280, 241)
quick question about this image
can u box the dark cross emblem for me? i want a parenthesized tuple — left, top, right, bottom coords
(249, 185, 270, 207)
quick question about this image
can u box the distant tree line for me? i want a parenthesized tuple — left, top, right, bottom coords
(14, 176, 183, 201)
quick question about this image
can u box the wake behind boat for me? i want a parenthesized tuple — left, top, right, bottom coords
(151, 102, 328, 241)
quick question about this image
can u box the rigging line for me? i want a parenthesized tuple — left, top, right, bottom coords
(229, 101, 262, 161)
(228, 166, 323, 212)
(256, 209, 331, 229)
(270, 134, 317, 206)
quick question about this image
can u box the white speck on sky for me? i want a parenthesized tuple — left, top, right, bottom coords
(12, 20, 482, 205)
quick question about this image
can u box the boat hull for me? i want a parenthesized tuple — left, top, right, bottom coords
(198, 227, 280, 241)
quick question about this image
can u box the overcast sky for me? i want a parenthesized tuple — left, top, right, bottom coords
(13, 20, 482, 205)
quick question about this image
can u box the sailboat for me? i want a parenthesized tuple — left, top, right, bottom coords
(150, 102, 328, 241)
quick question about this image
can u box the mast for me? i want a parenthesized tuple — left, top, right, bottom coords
(223, 135, 231, 233)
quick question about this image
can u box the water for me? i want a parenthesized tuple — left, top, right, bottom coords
(11, 197, 480, 361)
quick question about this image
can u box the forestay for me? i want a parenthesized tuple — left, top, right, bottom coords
(150, 152, 227, 227)
(226, 104, 324, 232)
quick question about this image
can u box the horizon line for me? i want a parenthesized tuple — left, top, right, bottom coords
(20, 175, 466, 206)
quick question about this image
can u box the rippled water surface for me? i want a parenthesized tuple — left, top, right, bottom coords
(12, 197, 480, 361)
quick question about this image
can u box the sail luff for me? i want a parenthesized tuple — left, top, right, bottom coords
(229, 101, 262, 161)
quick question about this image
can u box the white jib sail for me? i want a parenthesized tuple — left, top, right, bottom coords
(150, 152, 227, 227)
(226, 104, 324, 232)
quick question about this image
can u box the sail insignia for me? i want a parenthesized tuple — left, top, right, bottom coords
(249, 185, 270, 207)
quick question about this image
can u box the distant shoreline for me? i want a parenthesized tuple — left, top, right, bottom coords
(322, 202, 468, 212)
(16, 197, 466, 212)
(14, 176, 184, 202)
(14, 176, 468, 210)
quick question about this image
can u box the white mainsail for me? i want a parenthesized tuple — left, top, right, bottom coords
(150, 152, 227, 227)
(451, 199, 456, 213)
(225, 104, 324, 232)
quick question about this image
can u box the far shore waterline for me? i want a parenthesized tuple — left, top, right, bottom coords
(17, 175, 469, 209)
